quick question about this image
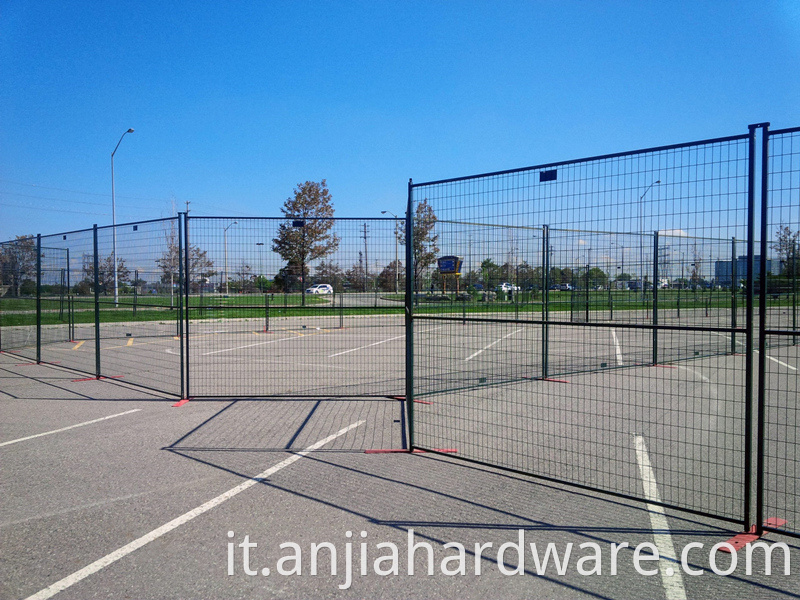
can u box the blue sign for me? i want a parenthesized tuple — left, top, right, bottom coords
(437, 256, 463, 274)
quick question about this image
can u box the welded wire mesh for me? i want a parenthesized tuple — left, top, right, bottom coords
(36, 228, 98, 376)
(185, 216, 404, 397)
(0, 237, 39, 358)
(93, 218, 183, 395)
(411, 132, 752, 521)
(762, 126, 800, 536)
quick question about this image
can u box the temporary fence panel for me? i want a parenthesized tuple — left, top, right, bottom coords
(185, 216, 404, 398)
(409, 130, 753, 524)
(762, 125, 800, 537)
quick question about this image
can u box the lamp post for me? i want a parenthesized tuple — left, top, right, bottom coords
(638, 180, 661, 301)
(223, 221, 238, 295)
(256, 242, 265, 292)
(111, 128, 134, 305)
(381, 210, 400, 293)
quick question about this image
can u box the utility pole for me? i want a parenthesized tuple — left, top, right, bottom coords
(363, 223, 369, 293)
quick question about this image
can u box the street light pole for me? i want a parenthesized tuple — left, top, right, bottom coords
(256, 242, 265, 292)
(111, 128, 134, 306)
(223, 221, 238, 295)
(638, 180, 661, 301)
(382, 210, 400, 294)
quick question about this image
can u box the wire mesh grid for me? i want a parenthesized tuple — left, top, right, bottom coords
(185, 216, 404, 397)
(0, 237, 39, 357)
(762, 126, 800, 536)
(410, 132, 752, 521)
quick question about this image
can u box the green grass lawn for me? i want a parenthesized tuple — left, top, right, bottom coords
(2, 289, 796, 327)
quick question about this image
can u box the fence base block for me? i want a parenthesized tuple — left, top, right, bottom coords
(720, 518, 789, 552)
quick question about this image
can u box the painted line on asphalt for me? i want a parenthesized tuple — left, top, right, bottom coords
(328, 334, 405, 357)
(201, 334, 302, 356)
(634, 434, 687, 600)
(0, 410, 141, 448)
(464, 328, 523, 361)
(712, 332, 797, 371)
(611, 328, 623, 366)
(23, 419, 365, 600)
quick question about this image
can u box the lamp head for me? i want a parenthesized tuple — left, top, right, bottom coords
(127, 128, 134, 133)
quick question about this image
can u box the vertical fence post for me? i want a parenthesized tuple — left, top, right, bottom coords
(177, 215, 185, 400)
(93, 225, 101, 379)
(743, 125, 759, 530)
(731, 238, 737, 354)
(542, 225, 550, 379)
(183, 213, 191, 399)
(133, 268, 138, 317)
(405, 179, 415, 448)
(36, 234, 42, 363)
(652, 231, 659, 366)
(793, 241, 797, 345)
(755, 123, 770, 534)
(66, 248, 72, 342)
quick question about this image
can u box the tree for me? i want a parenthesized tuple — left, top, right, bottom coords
(314, 260, 345, 292)
(345, 252, 367, 291)
(772, 225, 800, 277)
(0, 235, 37, 296)
(272, 180, 340, 305)
(377, 260, 405, 292)
(81, 253, 130, 295)
(155, 224, 216, 293)
(479, 258, 503, 289)
(399, 198, 439, 290)
(228, 262, 255, 293)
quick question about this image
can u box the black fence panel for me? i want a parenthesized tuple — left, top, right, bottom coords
(185, 216, 404, 398)
(762, 126, 800, 537)
(409, 131, 753, 523)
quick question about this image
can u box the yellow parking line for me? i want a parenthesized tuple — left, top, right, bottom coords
(72, 340, 85, 350)
(126, 338, 134, 346)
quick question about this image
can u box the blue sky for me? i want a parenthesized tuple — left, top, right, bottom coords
(1, 0, 799, 240)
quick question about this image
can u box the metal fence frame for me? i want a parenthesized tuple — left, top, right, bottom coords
(406, 122, 799, 537)
(1, 122, 798, 537)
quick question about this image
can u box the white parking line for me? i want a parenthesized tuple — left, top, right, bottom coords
(464, 328, 523, 361)
(201, 334, 302, 356)
(328, 334, 405, 357)
(611, 328, 623, 366)
(712, 332, 797, 371)
(23, 420, 365, 600)
(634, 435, 687, 600)
(0, 410, 141, 448)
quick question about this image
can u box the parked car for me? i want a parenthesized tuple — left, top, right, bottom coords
(305, 284, 333, 294)
(496, 282, 520, 292)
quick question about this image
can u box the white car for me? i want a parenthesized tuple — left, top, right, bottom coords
(496, 282, 520, 292)
(305, 284, 333, 294)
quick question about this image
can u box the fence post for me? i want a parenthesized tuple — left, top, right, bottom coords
(36, 234, 42, 363)
(652, 231, 659, 366)
(66, 248, 73, 342)
(133, 268, 138, 318)
(542, 225, 550, 379)
(731, 238, 737, 354)
(405, 179, 415, 448)
(793, 241, 797, 345)
(755, 122, 771, 534)
(93, 224, 101, 379)
(177, 215, 185, 400)
(183, 213, 191, 399)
